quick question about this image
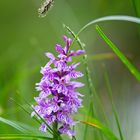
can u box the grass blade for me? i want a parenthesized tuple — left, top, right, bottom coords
(64, 24, 96, 110)
(0, 117, 28, 133)
(80, 117, 119, 140)
(10, 98, 42, 125)
(79, 15, 140, 33)
(103, 65, 124, 140)
(96, 25, 140, 81)
(0, 111, 50, 136)
(10, 96, 54, 136)
(0, 134, 53, 140)
(64, 25, 98, 139)
(70, 15, 140, 46)
(62, 14, 140, 140)
(64, 25, 112, 140)
(14, 93, 63, 139)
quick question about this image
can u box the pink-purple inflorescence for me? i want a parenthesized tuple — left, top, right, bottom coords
(32, 35, 85, 138)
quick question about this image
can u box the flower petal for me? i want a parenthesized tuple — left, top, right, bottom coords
(69, 50, 85, 56)
(45, 52, 55, 60)
(69, 71, 84, 78)
(39, 123, 47, 132)
(55, 44, 65, 54)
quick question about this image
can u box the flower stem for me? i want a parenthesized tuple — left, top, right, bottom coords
(52, 122, 62, 140)
(64, 25, 96, 115)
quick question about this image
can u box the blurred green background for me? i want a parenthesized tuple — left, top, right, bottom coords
(0, 0, 140, 140)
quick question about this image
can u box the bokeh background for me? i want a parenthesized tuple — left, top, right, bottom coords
(0, 0, 140, 140)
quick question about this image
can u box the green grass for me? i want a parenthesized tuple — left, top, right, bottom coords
(1, 1, 140, 140)
(0, 134, 53, 140)
(96, 25, 140, 81)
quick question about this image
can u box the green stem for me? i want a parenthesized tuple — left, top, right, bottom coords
(53, 121, 58, 139)
(64, 26, 110, 140)
(15, 93, 55, 136)
(103, 65, 124, 140)
(62, 15, 140, 140)
(64, 25, 108, 140)
(96, 25, 140, 81)
(72, 136, 76, 140)
(64, 25, 96, 114)
(52, 122, 62, 140)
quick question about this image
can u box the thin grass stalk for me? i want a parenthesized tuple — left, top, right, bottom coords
(64, 25, 110, 140)
(15, 93, 60, 137)
(83, 103, 93, 140)
(10, 98, 33, 120)
(69, 15, 140, 49)
(21, 98, 63, 140)
(31, 105, 64, 140)
(0, 134, 53, 140)
(64, 25, 97, 140)
(103, 64, 124, 140)
(96, 25, 140, 81)
(63, 15, 140, 140)
(10, 98, 55, 136)
(10, 98, 42, 127)
(81, 118, 119, 140)
(0, 117, 28, 134)
(64, 25, 113, 140)
(63, 24, 96, 111)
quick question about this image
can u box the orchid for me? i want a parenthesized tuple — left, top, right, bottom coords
(32, 35, 84, 138)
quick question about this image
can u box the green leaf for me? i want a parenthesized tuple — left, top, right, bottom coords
(65, 15, 140, 81)
(79, 15, 140, 33)
(80, 117, 119, 140)
(75, 109, 119, 140)
(0, 134, 53, 139)
(0, 117, 28, 133)
(11, 95, 54, 136)
(11, 96, 63, 140)
(63, 15, 140, 140)
(71, 15, 140, 45)
(103, 65, 124, 140)
(96, 25, 140, 81)
(0, 117, 47, 136)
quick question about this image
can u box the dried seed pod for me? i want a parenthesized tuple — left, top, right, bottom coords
(38, 0, 54, 17)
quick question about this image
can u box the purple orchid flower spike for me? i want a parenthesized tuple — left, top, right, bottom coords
(32, 35, 84, 138)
